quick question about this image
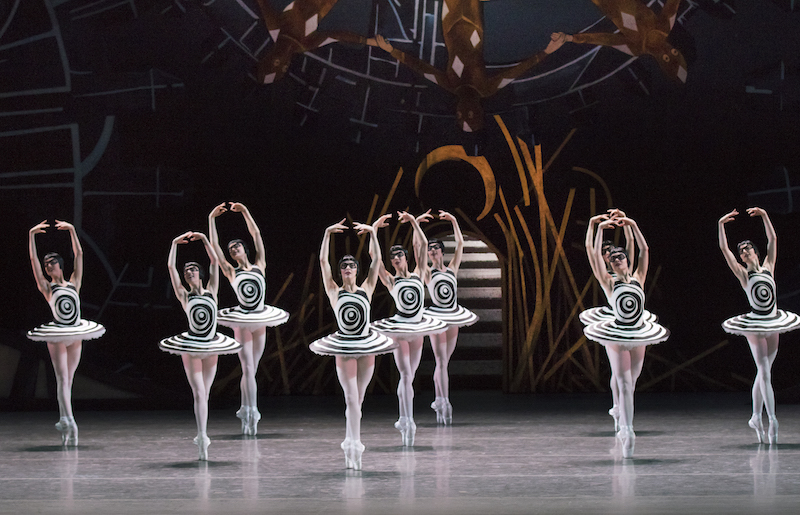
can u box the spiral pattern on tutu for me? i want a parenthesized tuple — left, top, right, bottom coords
(372, 314, 447, 338)
(425, 268, 479, 327)
(578, 306, 658, 326)
(395, 282, 423, 318)
(583, 280, 669, 349)
(218, 305, 290, 329)
(309, 288, 397, 357)
(373, 275, 448, 337)
(159, 293, 242, 357)
(722, 271, 800, 336)
(27, 283, 105, 343)
(231, 268, 266, 311)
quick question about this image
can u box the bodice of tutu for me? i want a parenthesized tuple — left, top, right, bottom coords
(231, 267, 266, 312)
(389, 275, 425, 322)
(185, 292, 219, 340)
(745, 270, 777, 316)
(427, 268, 458, 310)
(334, 288, 371, 337)
(48, 283, 81, 326)
(608, 279, 645, 326)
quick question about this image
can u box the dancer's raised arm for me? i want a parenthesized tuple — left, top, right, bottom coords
(208, 203, 236, 281)
(718, 209, 748, 287)
(230, 203, 266, 271)
(440, 211, 464, 274)
(585, 214, 609, 273)
(354, 215, 390, 299)
(619, 217, 649, 286)
(749, 207, 777, 273)
(371, 214, 393, 289)
(400, 210, 429, 278)
(55, 220, 83, 292)
(196, 232, 219, 297)
(167, 232, 193, 308)
(29, 220, 51, 298)
(320, 219, 347, 304)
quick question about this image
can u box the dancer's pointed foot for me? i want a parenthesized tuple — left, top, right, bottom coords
(66, 418, 78, 447)
(348, 440, 365, 471)
(431, 397, 446, 425)
(619, 426, 635, 459)
(236, 406, 250, 435)
(609, 405, 620, 433)
(55, 417, 70, 446)
(193, 433, 210, 461)
(748, 414, 766, 444)
(394, 417, 417, 447)
(341, 438, 353, 469)
(443, 398, 453, 425)
(768, 417, 779, 445)
(248, 406, 261, 436)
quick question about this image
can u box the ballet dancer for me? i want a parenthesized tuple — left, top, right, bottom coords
(372, 211, 447, 446)
(309, 217, 396, 470)
(160, 231, 241, 460)
(420, 211, 478, 425)
(27, 220, 105, 446)
(583, 215, 669, 458)
(718, 208, 800, 445)
(579, 210, 656, 432)
(209, 202, 289, 436)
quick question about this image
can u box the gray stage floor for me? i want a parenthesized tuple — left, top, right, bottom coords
(1, 391, 798, 514)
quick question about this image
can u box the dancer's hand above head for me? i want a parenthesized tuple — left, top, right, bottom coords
(326, 218, 348, 235)
(174, 231, 194, 244)
(607, 208, 626, 220)
(353, 222, 376, 236)
(54, 220, 74, 231)
(372, 213, 392, 230)
(589, 214, 609, 226)
(598, 219, 618, 230)
(718, 209, 738, 225)
(397, 211, 415, 224)
(416, 209, 433, 225)
(30, 220, 49, 234)
(747, 207, 766, 218)
(438, 210, 456, 223)
(209, 203, 228, 219)
(229, 202, 246, 213)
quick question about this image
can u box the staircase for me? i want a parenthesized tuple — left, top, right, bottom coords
(419, 235, 503, 389)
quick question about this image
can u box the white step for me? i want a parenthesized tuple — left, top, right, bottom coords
(441, 252, 499, 263)
(456, 333, 502, 348)
(471, 308, 501, 322)
(457, 287, 502, 299)
(457, 268, 501, 280)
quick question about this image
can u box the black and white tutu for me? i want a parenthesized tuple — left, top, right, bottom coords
(27, 283, 105, 344)
(217, 267, 289, 329)
(372, 275, 447, 337)
(423, 268, 478, 328)
(583, 280, 669, 349)
(160, 292, 241, 357)
(310, 288, 396, 357)
(579, 306, 657, 326)
(722, 270, 800, 337)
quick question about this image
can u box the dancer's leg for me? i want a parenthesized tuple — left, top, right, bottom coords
(47, 341, 82, 419)
(430, 326, 458, 399)
(335, 357, 360, 443)
(235, 328, 256, 408)
(393, 340, 411, 419)
(747, 335, 777, 420)
(605, 345, 635, 429)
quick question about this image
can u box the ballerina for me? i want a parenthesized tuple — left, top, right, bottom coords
(27, 220, 105, 446)
(718, 208, 800, 445)
(309, 217, 396, 470)
(420, 211, 478, 425)
(579, 210, 656, 433)
(209, 202, 289, 436)
(372, 211, 447, 446)
(583, 216, 669, 458)
(160, 231, 241, 460)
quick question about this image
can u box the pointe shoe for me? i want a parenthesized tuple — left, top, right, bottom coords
(248, 407, 261, 436)
(431, 397, 445, 425)
(394, 417, 417, 447)
(443, 399, 453, 426)
(348, 440, 365, 471)
(619, 426, 635, 459)
(609, 406, 621, 433)
(55, 417, 70, 445)
(341, 438, 353, 469)
(66, 418, 78, 447)
(193, 433, 211, 461)
(768, 417, 779, 445)
(236, 406, 250, 435)
(748, 415, 766, 444)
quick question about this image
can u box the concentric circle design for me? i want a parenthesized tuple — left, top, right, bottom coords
(336, 296, 368, 336)
(53, 290, 79, 325)
(614, 288, 643, 326)
(429, 272, 456, 310)
(188, 296, 216, 338)
(750, 278, 775, 315)
(395, 283, 422, 317)
(236, 277, 263, 310)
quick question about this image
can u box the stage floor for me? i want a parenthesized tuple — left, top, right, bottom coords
(0, 391, 798, 514)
